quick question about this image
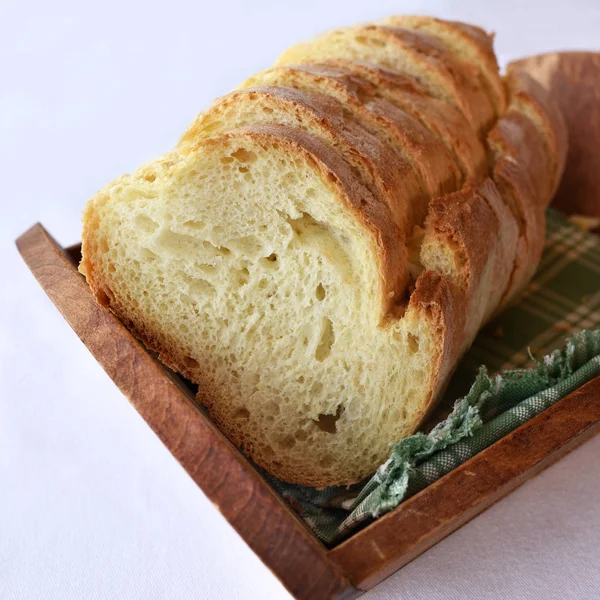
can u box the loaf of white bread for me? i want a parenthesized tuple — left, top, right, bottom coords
(80, 16, 567, 487)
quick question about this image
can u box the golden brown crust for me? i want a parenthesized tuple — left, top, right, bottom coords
(504, 68, 568, 199)
(275, 23, 495, 133)
(407, 270, 467, 426)
(375, 24, 496, 132)
(312, 59, 487, 180)
(509, 51, 600, 219)
(423, 183, 495, 333)
(423, 177, 519, 340)
(493, 156, 545, 306)
(382, 15, 507, 115)
(242, 65, 460, 211)
(487, 109, 551, 205)
(487, 112, 548, 306)
(487, 69, 567, 304)
(282, 63, 462, 200)
(476, 178, 520, 319)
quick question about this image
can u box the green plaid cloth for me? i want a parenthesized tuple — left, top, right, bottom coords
(269, 210, 600, 545)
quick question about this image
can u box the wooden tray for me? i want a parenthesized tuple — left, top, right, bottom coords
(16, 51, 600, 599)
(15, 224, 600, 599)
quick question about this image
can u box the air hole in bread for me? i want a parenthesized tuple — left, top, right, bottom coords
(287, 212, 325, 237)
(356, 34, 386, 48)
(231, 148, 257, 163)
(220, 156, 234, 164)
(180, 272, 216, 297)
(283, 172, 299, 186)
(198, 264, 216, 274)
(264, 400, 280, 416)
(315, 317, 335, 361)
(140, 247, 159, 261)
(315, 405, 343, 434)
(279, 435, 296, 449)
(228, 235, 264, 257)
(238, 166, 249, 173)
(99, 238, 109, 253)
(233, 406, 250, 421)
(294, 429, 309, 441)
(96, 288, 111, 307)
(311, 381, 324, 395)
(407, 332, 420, 353)
(315, 283, 326, 301)
(183, 220, 206, 231)
(262, 107, 274, 114)
(235, 267, 250, 287)
(142, 172, 156, 183)
(184, 356, 200, 369)
(319, 454, 334, 468)
(157, 230, 226, 257)
(266, 253, 277, 262)
(135, 214, 159, 234)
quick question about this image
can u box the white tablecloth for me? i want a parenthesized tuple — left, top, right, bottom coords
(2, 1, 600, 598)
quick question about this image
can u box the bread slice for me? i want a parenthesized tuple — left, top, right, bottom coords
(81, 124, 477, 487)
(381, 15, 507, 116)
(238, 65, 461, 201)
(275, 24, 495, 133)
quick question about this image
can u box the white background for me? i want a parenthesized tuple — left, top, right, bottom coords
(2, 1, 600, 598)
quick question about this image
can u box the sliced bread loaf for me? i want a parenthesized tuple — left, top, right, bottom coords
(81, 125, 467, 486)
(80, 16, 566, 487)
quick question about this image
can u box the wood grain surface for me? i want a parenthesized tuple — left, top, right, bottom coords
(16, 224, 358, 600)
(510, 52, 600, 219)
